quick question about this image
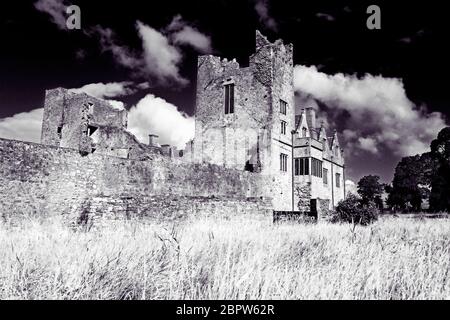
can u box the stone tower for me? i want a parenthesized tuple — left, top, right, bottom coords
(193, 31, 294, 210)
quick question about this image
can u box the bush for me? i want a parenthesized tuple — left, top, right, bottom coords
(332, 194, 379, 226)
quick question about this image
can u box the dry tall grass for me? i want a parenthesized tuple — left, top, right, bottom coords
(0, 215, 449, 299)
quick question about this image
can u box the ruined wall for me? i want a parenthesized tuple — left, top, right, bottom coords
(91, 126, 157, 160)
(0, 139, 272, 224)
(41, 88, 128, 153)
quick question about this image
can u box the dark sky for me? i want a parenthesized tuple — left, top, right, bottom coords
(1, 0, 449, 183)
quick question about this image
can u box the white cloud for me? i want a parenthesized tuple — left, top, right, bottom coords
(127, 94, 194, 149)
(399, 37, 412, 44)
(294, 65, 448, 157)
(345, 179, 358, 196)
(106, 100, 125, 111)
(34, 0, 67, 30)
(0, 93, 194, 150)
(358, 137, 379, 154)
(136, 21, 188, 86)
(69, 82, 136, 99)
(36, 4, 208, 86)
(254, 0, 278, 32)
(166, 15, 212, 53)
(34, 2, 207, 86)
(0, 108, 43, 143)
(342, 129, 357, 140)
(136, 82, 151, 90)
(91, 18, 210, 86)
(69, 81, 141, 111)
(316, 13, 336, 22)
(91, 26, 142, 71)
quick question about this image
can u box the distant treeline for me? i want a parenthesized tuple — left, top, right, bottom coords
(355, 127, 450, 213)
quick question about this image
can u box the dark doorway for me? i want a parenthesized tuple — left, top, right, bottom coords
(87, 125, 98, 136)
(244, 160, 255, 172)
(310, 199, 318, 219)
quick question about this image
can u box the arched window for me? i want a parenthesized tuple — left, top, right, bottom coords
(302, 127, 308, 137)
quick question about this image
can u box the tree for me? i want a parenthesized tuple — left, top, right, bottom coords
(387, 153, 438, 212)
(385, 128, 447, 213)
(430, 127, 450, 212)
(357, 175, 383, 209)
(431, 127, 450, 160)
(333, 194, 379, 226)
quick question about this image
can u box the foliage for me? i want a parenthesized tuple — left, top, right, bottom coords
(385, 127, 449, 213)
(386, 153, 438, 212)
(333, 193, 379, 225)
(431, 127, 450, 160)
(429, 127, 450, 212)
(357, 175, 384, 209)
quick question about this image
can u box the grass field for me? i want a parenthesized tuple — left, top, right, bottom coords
(0, 215, 449, 300)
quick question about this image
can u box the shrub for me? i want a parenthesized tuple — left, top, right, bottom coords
(333, 194, 379, 225)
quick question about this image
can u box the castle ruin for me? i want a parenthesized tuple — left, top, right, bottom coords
(0, 31, 345, 223)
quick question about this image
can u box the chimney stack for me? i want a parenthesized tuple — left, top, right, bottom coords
(149, 134, 159, 147)
(161, 144, 171, 156)
(305, 107, 317, 130)
(171, 147, 179, 158)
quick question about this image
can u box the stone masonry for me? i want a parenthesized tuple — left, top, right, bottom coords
(192, 31, 345, 212)
(0, 31, 345, 223)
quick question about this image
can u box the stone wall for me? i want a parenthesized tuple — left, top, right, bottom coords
(39, 88, 156, 161)
(0, 138, 272, 224)
(316, 198, 333, 222)
(41, 88, 127, 149)
(295, 182, 312, 212)
(91, 126, 157, 160)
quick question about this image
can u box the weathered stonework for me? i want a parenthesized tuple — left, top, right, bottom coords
(316, 198, 333, 222)
(0, 31, 346, 224)
(0, 138, 272, 224)
(193, 31, 345, 212)
(41, 88, 154, 160)
(194, 31, 295, 211)
(295, 183, 312, 212)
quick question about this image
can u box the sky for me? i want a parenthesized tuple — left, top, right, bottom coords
(0, 0, 448, 184)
